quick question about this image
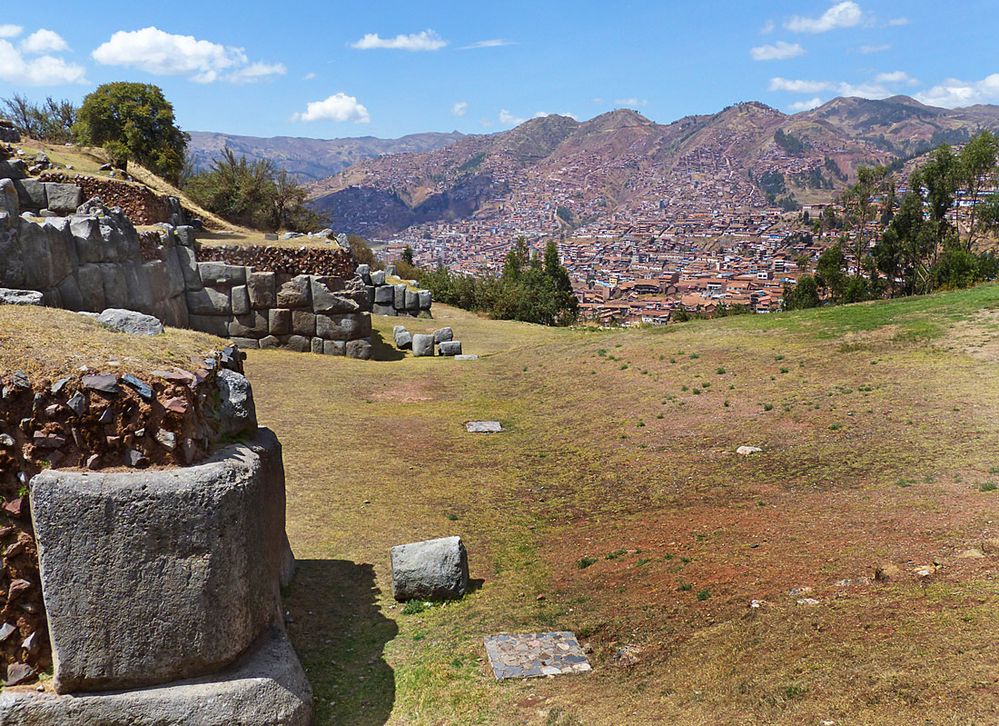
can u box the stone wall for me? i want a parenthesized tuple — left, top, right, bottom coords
(359, 264, 433, 317)
(38, 172, 189, 226)
(0, 176, 374, 357)
(186, 265, 373, 359)
(197, 244, 356, 278)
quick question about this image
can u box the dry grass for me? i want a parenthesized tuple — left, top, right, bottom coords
(0, 306, 225, 379)
(247, 287, 999, 725)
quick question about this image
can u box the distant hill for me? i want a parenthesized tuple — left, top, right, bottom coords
(304, 96, 999, 238)
(186, 130, 465, 182)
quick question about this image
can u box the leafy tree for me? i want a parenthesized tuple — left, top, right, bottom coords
(958, 130, 999, 247)
(401, 245, 414, 265)
(815, 243, 847, 303)
(783, 275, 820, 310)
(1, 94, 77, 142)
(73, 82, 188, 184)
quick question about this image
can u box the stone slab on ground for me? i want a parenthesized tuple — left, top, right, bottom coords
(0, 288, 44, 306)
(97, 308, 165, 336)
(483, 632, 591, 680)
(0, 627, 312, 725)
(466, 420, 502, 433)
(455, 354, 479, 361)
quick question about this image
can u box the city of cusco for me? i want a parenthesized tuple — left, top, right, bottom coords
(0, 2, 997, 724)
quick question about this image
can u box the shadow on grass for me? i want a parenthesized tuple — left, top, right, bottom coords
(286, 560, 397, 725)
(370, 329, 405, 361)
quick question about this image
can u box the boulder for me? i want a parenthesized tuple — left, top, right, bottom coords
(0, 160, 27, 179)
(736, 446, 763, 456)
(372, 303, 396, 316)
(315, 312, 371, 341)
(418, 290, 432, 310)
(439, 340, 462, 356)
(185, 287, 231, 316)
(197, 262, 246, 287)
(345, 339, 372, 360)
(97, 308, 165, 336)
(433, 327, 454, 344)
(370, 270, 386, 286)
(216, 369, 257, 437)
(0, 288, 43, 306)
(411, 333, 435, 357)
(390, 536, 469, 602)
(323, 340, 346, 356)
(393, 325, 413, 350)
(311, 277, 359, 314)
(374, 286, 395, 304)
(466, 421, 502, 433)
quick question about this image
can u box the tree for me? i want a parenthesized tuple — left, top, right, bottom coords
(73, 83, 188, 184)
(783, 275, 820, 310)
(1, 94, 77, 142)
(958, 130, 999, 248)
(401, 245, 414, 265)
(815, 243, 847, 303)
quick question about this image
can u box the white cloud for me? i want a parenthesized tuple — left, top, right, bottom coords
(614, 97, 647, 107)
(452, 101, 468, 117)
(21, 28, 69, 54)
(858, 43, 890, 54)
(887, 17, 909, 26)
(769, 77, 833, 94)
(228, 61, 286, 83)
(303, 72, 317, 80)
(875, 70, 917, 86)
(0, 24, 22, 38)
(351, 30, 446, 51)
(459, 39, 514, 50)
(0, 39, 87, 85)
(293, 93, 370, 123)
(790, 97, 824, 112)
(786, 1, 863, 33)
(760, 20, 775, 34)
(915, 73, 999, 108)
(751, 41, 805, 61)
(534, 111, 578, 120)
(499, 109, 526, 126)
(92, 27, 285, 84)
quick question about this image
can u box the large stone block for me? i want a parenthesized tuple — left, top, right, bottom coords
(43, 183, 83, 215)
(439, 340, 462, 356)
(197, 262, 246, 287)
(268, 308, 291, 335)
(0, 627, 312, 726)
(405, 289, 420, 311)
(322, 340, 345, 356)
(69, 216, 105, 264)
(231, 285, 250, 316)
(393, 284, 407, 309)
(247, 271, 276, 309)
(98, 308, 164, 336)
(74, 264, 105, 311)
(418, 290, 432, 310)
(370, 270, 386, 286)
(372, 303, 397, 316)
(99, 263, 129, 308)
(310, 276, 359, 314)
(187, 314, 229, 337)
(186, 287, 231, 316)
(0, 178, 17, 218)
(175, 245, 201, 289)
(123, 261, 155, 312)
(276, 275, 310, 308)
(374, 285, 394, 304)
(346, 339, 372, 360)
(228, 311, 269, 338)
(412, 333, 435, 357)
(0, 159, 27, 180)
(315, 312, 372, 341)
(29, 429, 288, 694)
(286, 335, 310, 352)
(391, 536, 469, 601)
(291, 310, 316, 336)
(14, 178, 46, 210)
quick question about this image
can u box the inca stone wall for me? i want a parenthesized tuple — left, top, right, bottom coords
(359, 265, 433, 317)
(38, 172, 189, 226)
(196, 244, 356, 278)
(0, 172, 374, 356)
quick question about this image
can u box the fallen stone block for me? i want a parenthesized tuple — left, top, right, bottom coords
(216, 369, 257, 437)
(43, 183, 82, 215)
(97, 308, 165, 336)
(411, 333, 435, 357)
(438, 340, 462, 356)
(391, 536, 469, 602)
(433, 327, 453, 344)
(393, 325, 413, 350)
(0, 288, 43, 306)
(455, 354, 479, 361)
(346, 339, 372, 360)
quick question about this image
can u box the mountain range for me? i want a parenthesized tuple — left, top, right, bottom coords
(297, 96, 999, 238)
(186, 130, 465, 181)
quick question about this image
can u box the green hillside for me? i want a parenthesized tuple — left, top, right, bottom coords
(248, 286, 999, 725)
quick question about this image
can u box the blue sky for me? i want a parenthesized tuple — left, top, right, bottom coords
(1, 1, 997, 139)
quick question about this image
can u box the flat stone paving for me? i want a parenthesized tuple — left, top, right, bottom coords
(483, 632, 591, 680)
(466, 420, 502, 433)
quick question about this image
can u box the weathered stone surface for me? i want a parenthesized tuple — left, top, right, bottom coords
(175, 245, 201, 288)
(311, 277, 360, 314)
(393, 284, 407, 309)
(0, 626, 311, 725)
(0, 288, 43, 305)
(346, 339, 372, 360)
(0, 159, 28, 180)
(185, 287, 230, 316)
(412, 333, 435, 357)
(28, 429, 286, 694)
(372, 303, 396, 316)
(405, 289, 420, 311)
(14, 179, 46, 210)
(322, 340, 345, 356)
(455, 354, 479, 361)
(483, 632, 591, 681)
(43, 183, 82, 215)
(355, 263, 371, 284)
(393, 326, 413, 350)
(230, 285, 250, 316)
(258, 335, 280, 349)
(418, 290, 432, 310)
(268, 308, 291, 335)
(187, 314, 229, 337)
(97, 308, 165, 336)
(736, 446, 763, 456)
(291, 310, 316, 336)
(315, 312, 371, 341)
(391, 536, 469, 601)
(433, 327, 454, 344)
(374, 286, 394, 304)
(370, 270, 386, 286)
(0, 179, 17, 218)
(439, 340, 462, 356)
(286, 335, 310, 352)
(466, 421, 503, 433)
(216, 369, 257, 437)
(310, 337, 324, 354)
(247, 271, 276, 309)
(197, 262, 246, 287)
(276, 275, 310, 308)
(228, 312, 268, 338)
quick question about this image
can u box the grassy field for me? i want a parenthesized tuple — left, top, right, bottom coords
(246, 287, 999, 725)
